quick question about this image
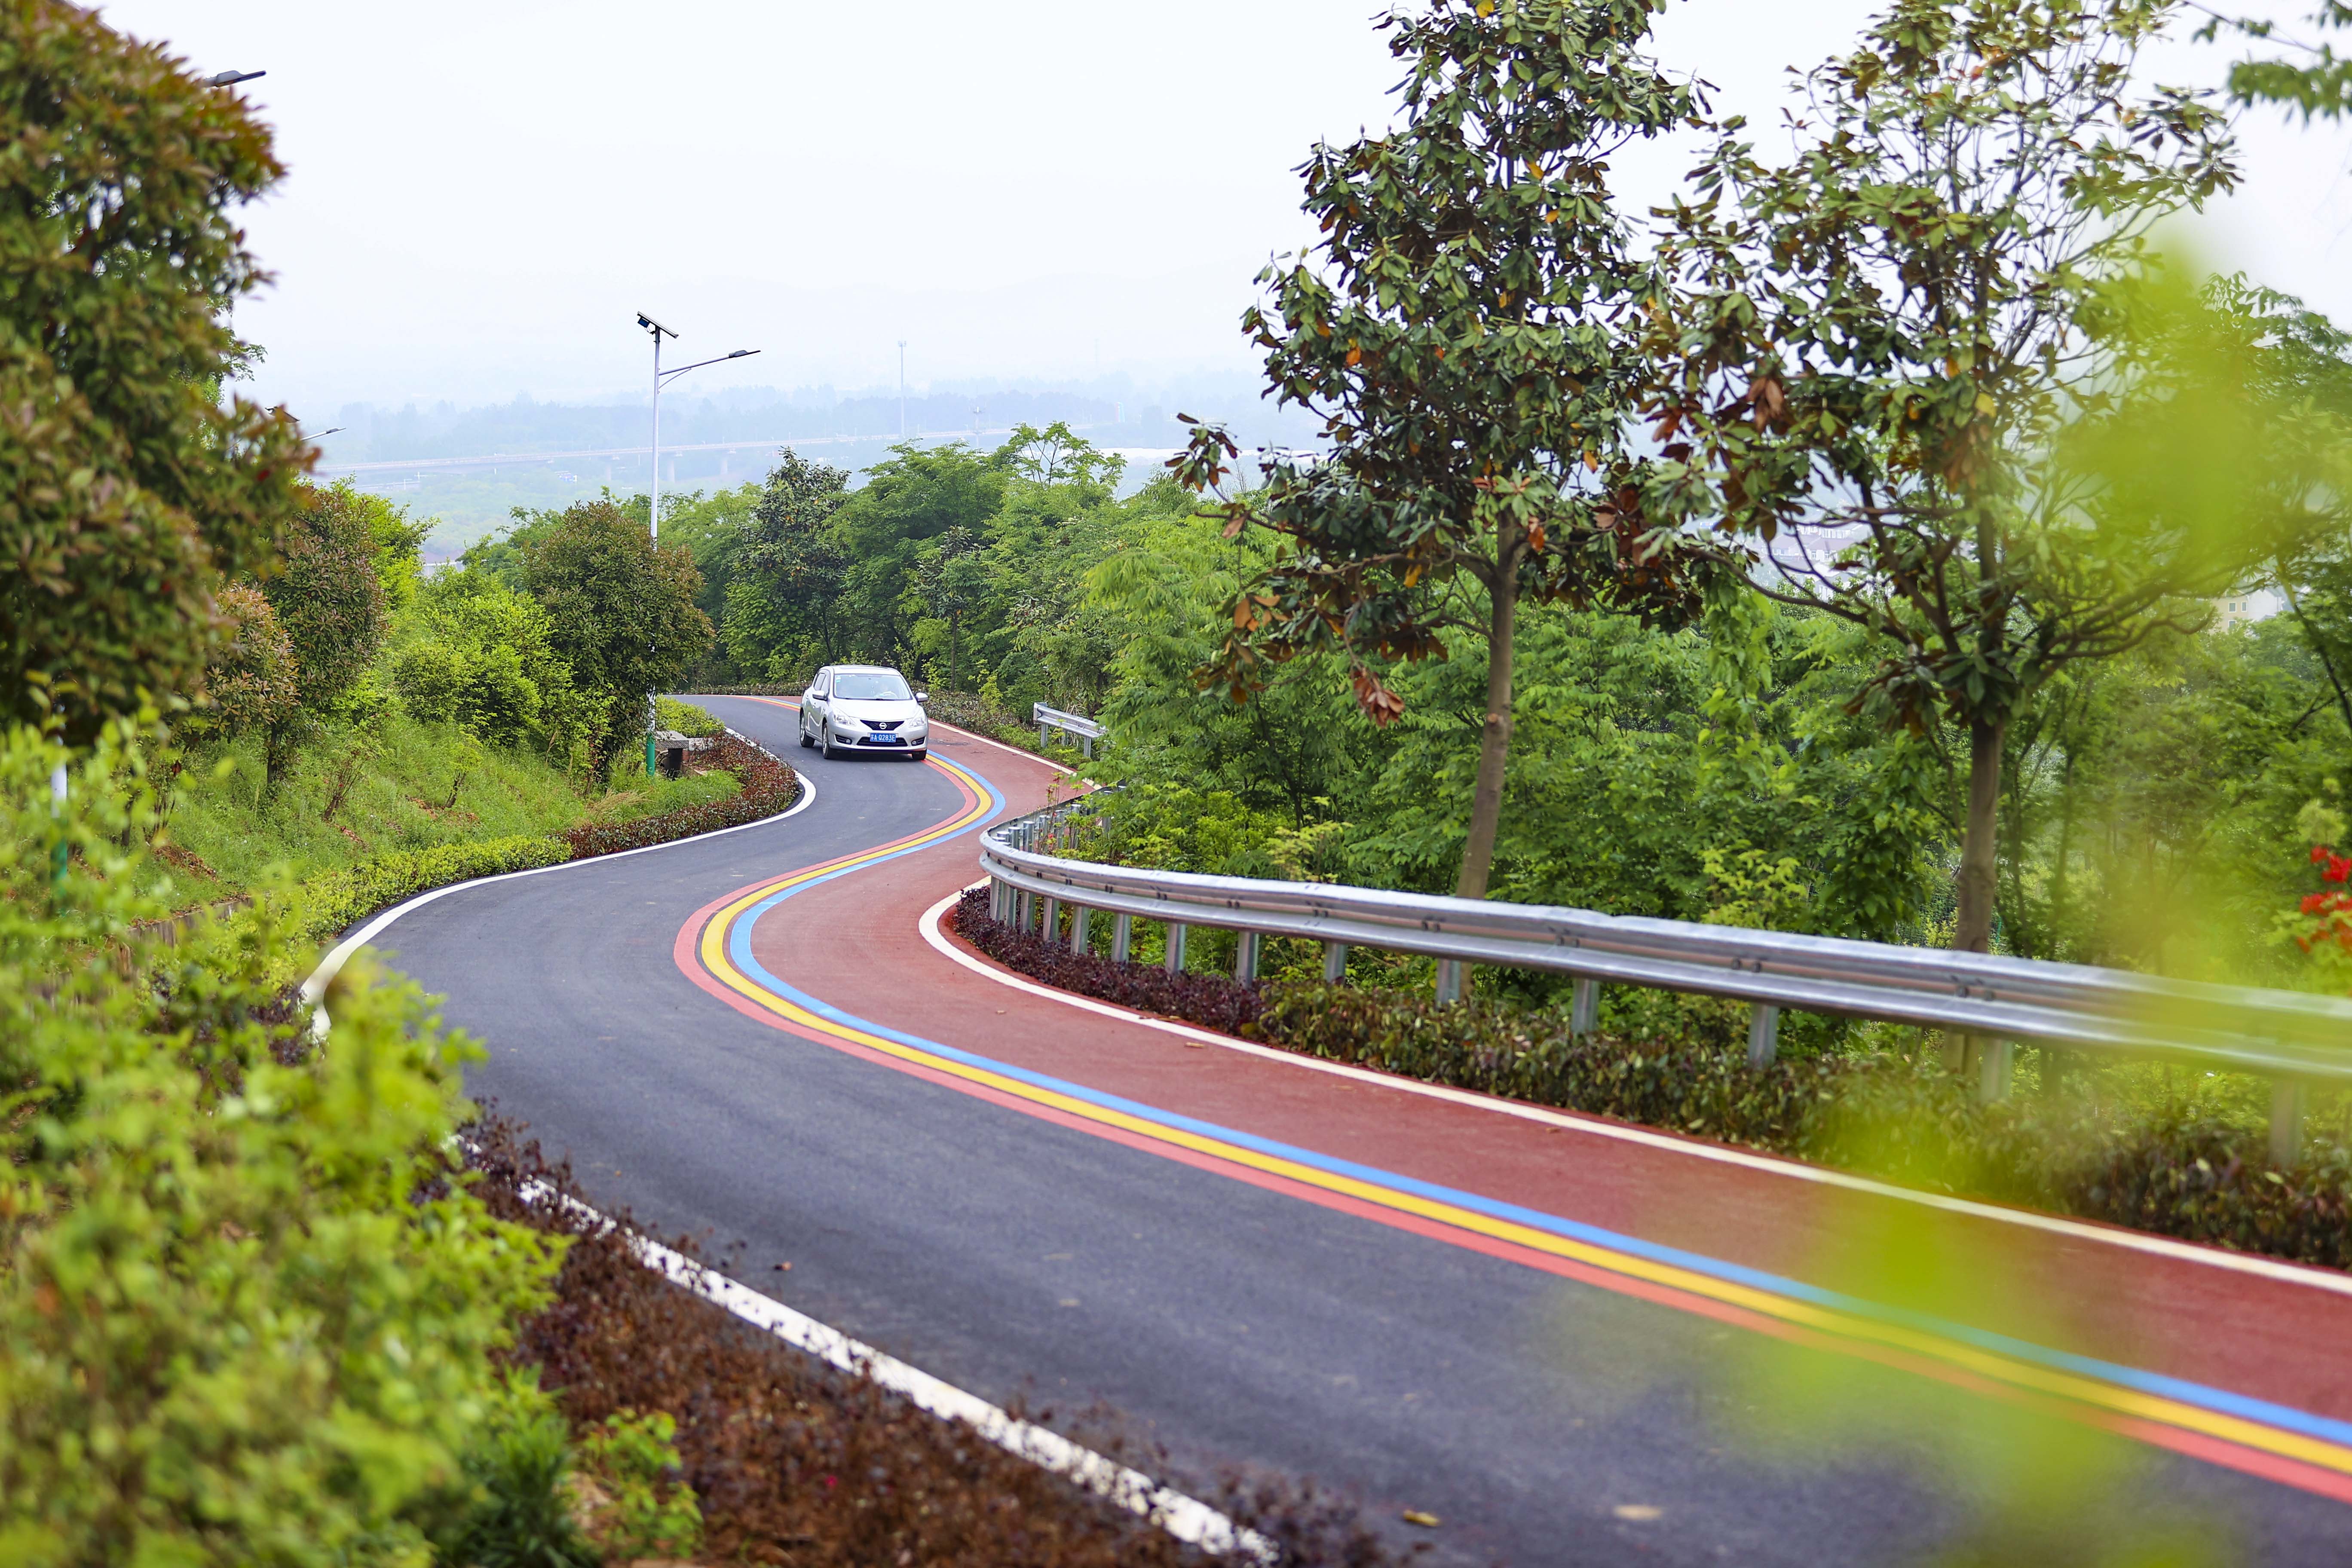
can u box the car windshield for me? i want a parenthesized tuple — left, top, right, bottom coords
(832, 671, 912, 701)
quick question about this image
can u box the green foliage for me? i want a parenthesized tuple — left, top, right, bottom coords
(436, 1373, 599, 1568)
(190, 582, 298, 744)
(2197, 2, 2352, 121)
(303, 833, 574, 937)
(576, 1409, 701, 1562)
(655, 481, 761, 647)
(1173, 0, 1715, 897)
(0, 3, 309, 743)
(1647, 0, 2275, 950)
(394, 572, 584, 755)
(0, 722, 565, 1566)
(654, 695, 722, 737)
(720, 452, 854, 680)
(256, 482, 397, 788)
(514, 499, 714, 780)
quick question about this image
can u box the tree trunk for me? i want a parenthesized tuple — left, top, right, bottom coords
(2049, 749, 2077, 944)
(1954, 714, 2006, 953)
(1455, 564, 1520, 900)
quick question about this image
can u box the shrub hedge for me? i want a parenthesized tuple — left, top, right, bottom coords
(654, 695, 723, 738)
(560, 735, 797, 858)
(307, 833, 573, 934)
(952, 891, 2352, 1271)
(301, 736, 801, 938)
(952, 887, 1265, 1035)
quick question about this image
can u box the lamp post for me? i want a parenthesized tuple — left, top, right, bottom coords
(635, 313, 759, 775)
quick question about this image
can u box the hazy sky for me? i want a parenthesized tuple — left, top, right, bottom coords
(101, 2, 2352, 420)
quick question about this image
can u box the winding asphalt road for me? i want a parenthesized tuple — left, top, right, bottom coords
(374, 695, 2352, 1565)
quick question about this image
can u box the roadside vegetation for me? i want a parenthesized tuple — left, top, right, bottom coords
(15, 0, 2352, 1564)
(648, 1, 2352, 1260)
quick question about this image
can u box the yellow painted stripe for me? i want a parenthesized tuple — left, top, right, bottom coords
(695, 769, 2352, 1482)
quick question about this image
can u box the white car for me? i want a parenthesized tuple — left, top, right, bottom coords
(799, 664, 930, 761)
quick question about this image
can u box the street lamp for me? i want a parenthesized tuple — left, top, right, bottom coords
(635, 313, 759, 775)
(639, 314, 759, 544)
(206, 69, 266, 86)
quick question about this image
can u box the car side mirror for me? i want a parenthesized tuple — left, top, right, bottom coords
(916, 692, 928, 704)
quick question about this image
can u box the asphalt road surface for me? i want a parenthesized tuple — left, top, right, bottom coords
(372, 694, 2352, 1566)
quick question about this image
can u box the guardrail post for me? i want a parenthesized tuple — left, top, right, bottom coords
(2270, 1080, 2307, 1167)
(1323, 941, 1348, 983)
(1016, 889, 1032, 933)
(1081, 735, 1094, 760)
(1042, 896, 1061, 947)
(990, 879, 1008, 924)
(1039, 720, 1051, 749)
(1435, 959, 1463, 1005)
(1071, 905, 1090, 955)
(1571, 978, 1598, 1037)
(1235, 931, 1260, 983)
(1746, 1004, 1779, 1068)
(1977, 1038, 2014, 1102)
(1164, 921, 1187, 975)
(1113, 913, 1132, 964)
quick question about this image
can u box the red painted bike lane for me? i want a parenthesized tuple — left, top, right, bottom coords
(736, 728, 2352, 1491)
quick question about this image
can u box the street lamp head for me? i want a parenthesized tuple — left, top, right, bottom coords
(206, 69, 265, 86)
(727, 349, 753, 358)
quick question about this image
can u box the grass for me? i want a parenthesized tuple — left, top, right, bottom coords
(159, 711, 738, 912)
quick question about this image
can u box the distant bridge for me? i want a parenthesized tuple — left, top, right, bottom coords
(312, 425, 1055, 478)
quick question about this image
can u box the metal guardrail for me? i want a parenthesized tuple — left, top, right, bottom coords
(980, 795, 2352, 1164)
(1033, 704, 1106, 759)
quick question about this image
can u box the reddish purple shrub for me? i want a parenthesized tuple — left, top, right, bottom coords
(952, 886, 1265, 1036)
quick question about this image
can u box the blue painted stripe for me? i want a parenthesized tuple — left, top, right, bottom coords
(725, 755, 2352, 1457)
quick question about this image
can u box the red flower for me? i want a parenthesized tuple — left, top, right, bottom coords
(2325, 854, 2351, 884)
(2315, 844, 2333, 866)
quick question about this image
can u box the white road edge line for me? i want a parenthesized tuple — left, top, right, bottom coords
(517, 1179, 1270, 1560)
(296, 752, 1267, 1560)
(303, 732, 813, 1029)
(918, 886, 2352, 1302)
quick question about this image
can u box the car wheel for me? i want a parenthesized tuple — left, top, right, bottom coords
(821, 729, 842, 760)
(799, 721, 815, 749)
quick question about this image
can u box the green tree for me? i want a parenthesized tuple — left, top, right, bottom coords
(188, 583, 297, 746)
(0, 2, 310, 744)
(1175, 0, 1712, 900)
(519, 499, 712, 781)
(829, 442, 1006, 668)
(993, 420, 1127, 488)
(259, 483, 393, 789)
(723, 452, 852, 678)
(655, 481, 761, 665)
(911, 526, 988, 690)
(1647, 0, 2246, 953)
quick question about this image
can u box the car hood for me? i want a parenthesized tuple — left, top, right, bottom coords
(830, 698, 924, 722)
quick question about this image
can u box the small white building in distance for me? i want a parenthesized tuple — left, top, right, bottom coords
(2211, 588, 2278, 632)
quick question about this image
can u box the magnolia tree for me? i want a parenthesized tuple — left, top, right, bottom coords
(1176, 0, 1715, 900)
(1642, 0, 2270, 956)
